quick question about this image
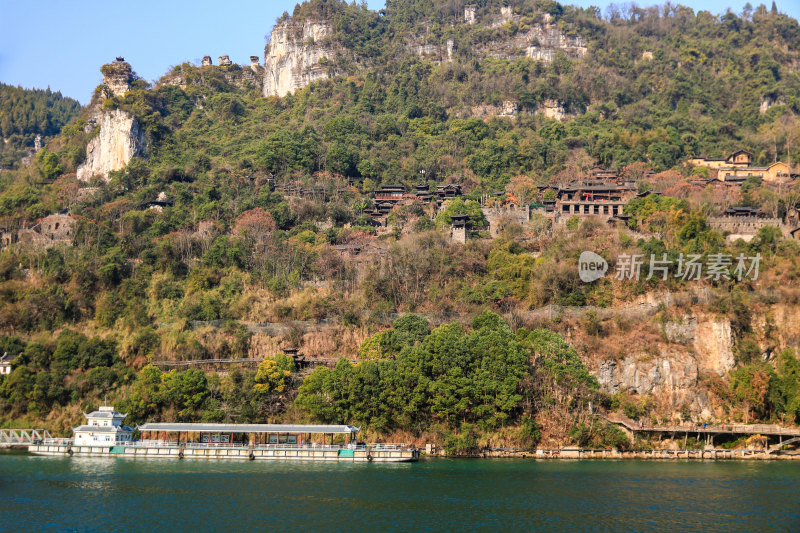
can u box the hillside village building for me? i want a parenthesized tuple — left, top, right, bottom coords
(449, 214, 469, 243)
(367, 183, 464, 225)
(363, 161, 790, 234)
(0, 213, 76, 250)
(0, 353, 19, 375)
(689, 150, 796, 183)
(555, 181, 637, 218)
(707, 205, 800, 242)
(689, 149, 754, 169)
(718, 161, 791, 184)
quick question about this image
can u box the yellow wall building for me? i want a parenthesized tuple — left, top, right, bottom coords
(718, 162, 790, 183)
(690, 150, 792, 183)
(689, 150, 753, 169)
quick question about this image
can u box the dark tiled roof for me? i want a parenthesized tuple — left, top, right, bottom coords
(0, 353, 20, 364)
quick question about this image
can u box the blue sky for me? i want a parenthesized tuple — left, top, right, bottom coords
(1, 0, 797, 104)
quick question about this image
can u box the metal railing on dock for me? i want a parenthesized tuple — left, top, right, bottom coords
(0, 429, 53, 446)
(40, 438, 73, 445)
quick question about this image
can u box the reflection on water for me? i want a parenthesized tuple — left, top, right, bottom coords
(1, 455, 799, 531)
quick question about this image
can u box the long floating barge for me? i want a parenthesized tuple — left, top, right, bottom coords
(28, 442, 418, 462)
(27, 410, 418, 462)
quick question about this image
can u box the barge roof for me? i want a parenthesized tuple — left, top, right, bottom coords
(138, 423, 360, 434)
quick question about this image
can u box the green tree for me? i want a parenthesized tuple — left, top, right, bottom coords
(435, 198, 487, 228)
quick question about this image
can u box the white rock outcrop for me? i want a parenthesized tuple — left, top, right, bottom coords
(537, 99, 568, 120)
(464, 5, 477, 24)
(597, 351, 713, 418)
(102, 61, 133, 98)
(661, 315, 736, 377)
(469, 101, 519, 118)
(598, 351, 698, 397)
(692, 318, 736, 376)
(77, 109, 145, 182)
(760, 96, 786, 114)
(263, 20, 337, 97)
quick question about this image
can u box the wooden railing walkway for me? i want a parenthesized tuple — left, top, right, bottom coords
(604, 413, 800, 437)
(151, 357, 347, 369)
(152, 358, 262, 367)
(769, 436, 800, 453)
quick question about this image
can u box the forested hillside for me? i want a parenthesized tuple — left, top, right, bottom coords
(0, 83, 82, 169)
(1, 0, 799, 450)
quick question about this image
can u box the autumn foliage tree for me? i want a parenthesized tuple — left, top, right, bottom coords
(505, 174, 538, 205)
(254, 353, 295, 396)
(232, 208, 277, 269)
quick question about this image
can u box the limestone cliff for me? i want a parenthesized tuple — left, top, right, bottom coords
(76, 108, 145, 182)
(260, 7, 586, 100)
(452, 9, 587, 63)
(587, 302, 800, 421)
(76, 60, 146, 182)
(100, 59, 134, 98)
(691, 317, 736, 375)
(581, 300, 744, 420)
(263, 19, 339, 97)
(597, 350, 712, 417)
(404, 19, 585, 67)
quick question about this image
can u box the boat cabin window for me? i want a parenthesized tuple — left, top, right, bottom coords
(287, 435, 297, 444)
(269, 434, 278, 444)
(278, 435, 288, 444)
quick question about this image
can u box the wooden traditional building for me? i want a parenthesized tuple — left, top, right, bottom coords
(436, 183, 462, 200)
(555, 182, 637, 218)
(588, 167, 619, 180)
(414, 183, 434, 203)
(374, 184, 405, 202)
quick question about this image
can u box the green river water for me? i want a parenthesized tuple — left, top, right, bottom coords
(1, 453, 799, 531)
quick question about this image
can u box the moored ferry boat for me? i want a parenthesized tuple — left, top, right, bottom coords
(28, 408, 418, 463)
